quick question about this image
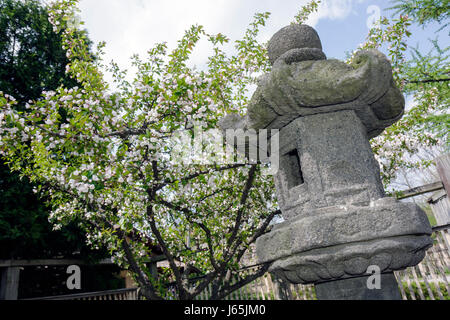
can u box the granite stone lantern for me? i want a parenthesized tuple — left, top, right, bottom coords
(220, 24, 433, 299)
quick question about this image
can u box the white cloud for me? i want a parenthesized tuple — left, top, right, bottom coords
(305, 0, 366, 26)
(77, 0, 368, 84)
(78, 0, 311, 82)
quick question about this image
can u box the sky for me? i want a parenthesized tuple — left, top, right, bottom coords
(76, 0, 446, 86)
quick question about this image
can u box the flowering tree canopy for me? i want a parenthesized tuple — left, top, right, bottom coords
(0, 0, 288, 300)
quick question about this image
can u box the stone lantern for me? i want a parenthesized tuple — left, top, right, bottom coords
(220, 24, 432, 299)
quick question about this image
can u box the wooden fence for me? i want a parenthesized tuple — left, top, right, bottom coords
(395, 228, 450, 300)
(17, 224, 447, 301)
(29, 226, 447, 301)
(23, 287, 139, 300)
(21, 227, 448, 300)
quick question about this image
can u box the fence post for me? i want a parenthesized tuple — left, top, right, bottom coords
(149, 262, 158, 281)
(272, 275, 292, 300)
(0, 267, 20, 300)
(436, 154, 450, 198)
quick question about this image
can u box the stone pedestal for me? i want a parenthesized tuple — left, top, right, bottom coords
(315, 273, 401, 300)
(256, 111, 432, 288)
(257, 198, 431, 286)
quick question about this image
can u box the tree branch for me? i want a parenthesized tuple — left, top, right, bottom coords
(162, 163, 246, 186)
(117, 230, 162, 300)
(225, 165, 257, 251)
(157, 199, 221, 272)
(214, 264, 270, 300)
(234, 209, 281, 264)
(406, 78, 450, 84)
(146, 199, 187, 299)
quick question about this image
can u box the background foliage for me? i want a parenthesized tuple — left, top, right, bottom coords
(0, 0, 105, 261)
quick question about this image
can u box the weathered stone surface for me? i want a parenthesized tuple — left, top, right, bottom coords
(273, 48, 326, 67)
(267, 24, 324, 65)
(220, 51, 404, 139)
(268, 235, 431, 285)
(256, 198, 432, 281)
(257, 198, 432, 262)
(217, 113, 249, 132)
(220, 24, 433, 299)
(246, 49, 404, 139)
(274, 110, 385, 219)
(315, 273, 402, 300)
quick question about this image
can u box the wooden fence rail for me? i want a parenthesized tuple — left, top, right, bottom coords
(22, 227, 449, 301)
(22, 287, 139, 300)
(18, 225, 448, 301)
